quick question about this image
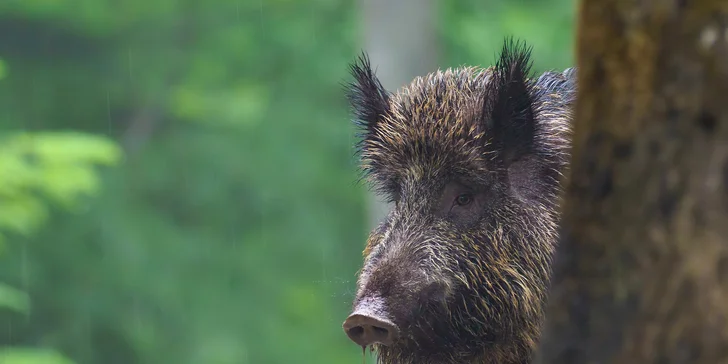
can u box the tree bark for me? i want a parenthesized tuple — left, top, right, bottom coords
(535, 1, 728, 363)
(357, 0, 439, 229)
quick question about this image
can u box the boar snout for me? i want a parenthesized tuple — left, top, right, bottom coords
(343, 295, 399, 346)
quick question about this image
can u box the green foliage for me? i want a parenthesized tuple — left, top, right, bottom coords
(0, 132, 121, 242)
(0, 348, 75, 364)
(0, 282, 28, 314)
(0, 53, 120, 364)
(0, 129, 118, 364)
(0, 1, 575, 364)
(440, 0, 576, 72)
(0, 129, 120, 364)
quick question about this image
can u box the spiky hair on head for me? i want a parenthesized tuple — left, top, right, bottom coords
(344, 38, 546, 198)
(482, 37, 537, 167)
(343, 51, 393, 192)
(345, 52, 390, 139)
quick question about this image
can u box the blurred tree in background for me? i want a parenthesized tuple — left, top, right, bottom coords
(0, 1, 575, 363)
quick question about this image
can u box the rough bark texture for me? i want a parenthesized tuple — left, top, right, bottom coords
(535, 1, 728, 363)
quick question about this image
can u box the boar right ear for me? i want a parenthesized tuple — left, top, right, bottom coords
(345, 52, 390, 136)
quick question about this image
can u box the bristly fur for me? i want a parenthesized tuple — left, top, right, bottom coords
(343, 37, 577, 364)
(484, 37, 536, 166)
(345, 52, 391, 182)
(346, 52, 391, 131)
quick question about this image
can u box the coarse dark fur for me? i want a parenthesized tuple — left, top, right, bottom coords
(344, 37, 576, 364)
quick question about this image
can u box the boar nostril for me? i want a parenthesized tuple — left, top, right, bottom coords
(348, 325, 364, 337)
(343, 313, 399, 346)
(373, 326, 389, 336)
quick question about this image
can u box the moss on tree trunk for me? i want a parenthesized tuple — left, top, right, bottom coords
(535, 0, 728, 363)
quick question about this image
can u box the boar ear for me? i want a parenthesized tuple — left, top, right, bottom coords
(345, 52, 391, 138)
(482, 37, 536, 167)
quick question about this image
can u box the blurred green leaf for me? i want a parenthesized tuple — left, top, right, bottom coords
(0, 348, 75, 364)
(170, 84, 269, 126)
(0, 131, 122, 220)
(0, 194, 47, 237)
(0, 282, 30, 314)
(20, 132, 122, 166)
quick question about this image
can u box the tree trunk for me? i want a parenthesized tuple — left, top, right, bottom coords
(357, 0, 439, 228)
(535, 1, 728, 363)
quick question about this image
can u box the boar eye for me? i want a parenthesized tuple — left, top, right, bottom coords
(455, 193, 473, 206)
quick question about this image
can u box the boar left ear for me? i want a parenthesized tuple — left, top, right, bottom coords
(482, 37, 536, 167)
(345, 52, 391, 138)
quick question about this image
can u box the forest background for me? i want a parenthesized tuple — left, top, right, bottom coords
(0, 1, 575, 363)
